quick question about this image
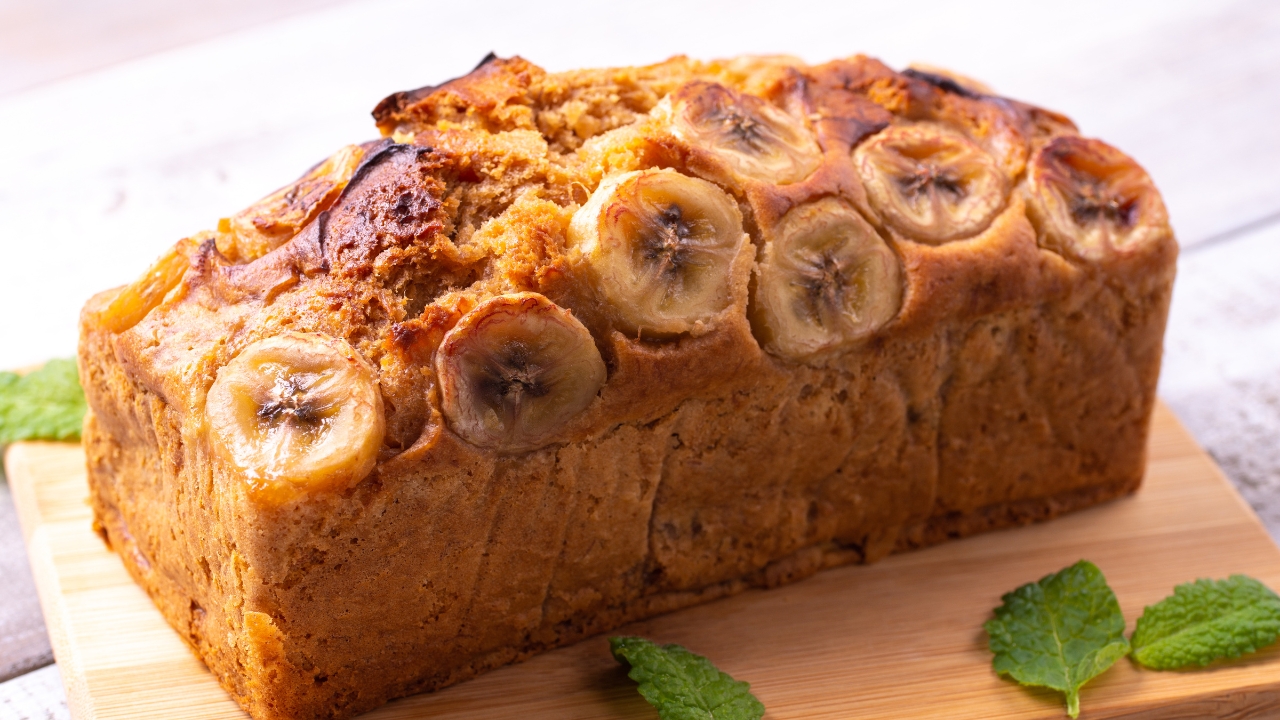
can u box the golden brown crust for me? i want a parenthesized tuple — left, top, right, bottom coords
(79, 53, 1176, 720)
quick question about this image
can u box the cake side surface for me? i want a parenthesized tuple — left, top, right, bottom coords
(78, 53, 1176, 720)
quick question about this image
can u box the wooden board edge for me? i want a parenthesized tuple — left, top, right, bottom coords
(7, 440, 99, 719)
(1108, 681, 1280, 719)
(1152, 404, 1279, 545)
(24, 525, 97, 720)
(5, 444, 43, 545)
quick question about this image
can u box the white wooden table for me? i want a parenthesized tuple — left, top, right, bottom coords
(3, 0, 1279, 716)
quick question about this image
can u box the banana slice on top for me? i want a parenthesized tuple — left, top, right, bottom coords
(752, 199, 902, 360)
(668, 81, 823, 185)
(437, 293, 606, 453)
(1025, 136, 1170, 261)
(568, 169, 748, 337)
(854, 124, 1008, 243)
(206, 332, 385, 502)
(96, 238, 195, 333)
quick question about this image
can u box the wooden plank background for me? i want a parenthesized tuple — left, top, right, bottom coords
(1, 0, 1279, 716)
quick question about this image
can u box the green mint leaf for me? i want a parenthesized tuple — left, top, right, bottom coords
(1131, 575, 1280, 669)
(609, 636, 764, 720)
(984, 560, 1130, 718)
(0, 359, 88, 444)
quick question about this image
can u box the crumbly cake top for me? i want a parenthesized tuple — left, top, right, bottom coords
(82, 53, 1175, 505)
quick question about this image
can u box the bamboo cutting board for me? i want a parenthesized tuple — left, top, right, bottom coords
(10, 402, 1280, 719)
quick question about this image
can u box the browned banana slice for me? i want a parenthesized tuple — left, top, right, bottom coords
(568, 169, 748, 337)
(217, 143, 367, 263)
(854, 124, 1008, 243)
(206, 332, 385, 503)
(752, 199, 902, 360)
(668, 81, 822, 185)
(95, 237, 199, 333)
(436, 293, 606, 452)
(1025, 136, 1170, 261)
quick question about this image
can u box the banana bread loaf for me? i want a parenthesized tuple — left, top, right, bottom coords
(78, 53, 1177, 720)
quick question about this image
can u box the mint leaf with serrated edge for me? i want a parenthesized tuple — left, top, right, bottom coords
(984, 560, 1130, 718)
(609, 636, 764, 720)
(1132, 575, 1280, 669)
(0, 359, 87, 444)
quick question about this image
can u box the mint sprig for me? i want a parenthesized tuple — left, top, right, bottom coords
(0, 359, 87, 444)
(610, 636, 764, 720)
(984, 560, 1130, 718)
(1132, 575, 1280, 669)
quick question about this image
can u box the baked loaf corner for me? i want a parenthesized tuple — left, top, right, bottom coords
(78, 53, 1176, 720)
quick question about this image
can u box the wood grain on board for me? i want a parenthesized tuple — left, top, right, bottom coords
(8, 402, 1280, 719)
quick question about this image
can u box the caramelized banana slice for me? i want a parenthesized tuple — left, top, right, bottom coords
(668, 81, 822, 185)
(437, 293, 606, 452)
(96, 237, 198, 333)
(854, 124, 1008, 243)
(1025, 136, 1170, 261)
(207, 332, 384, 502)
(568, 169, 748, 337)
(752, 199, 902, 360)
(218, 143, 367, 263)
